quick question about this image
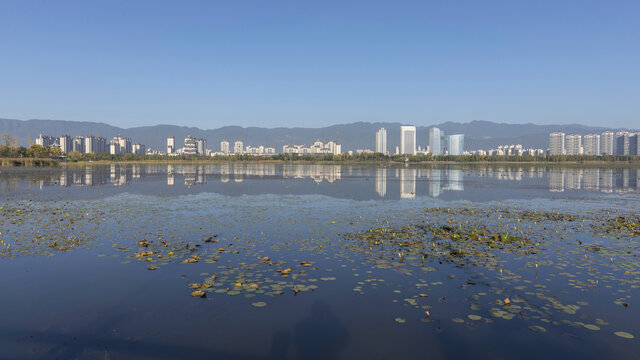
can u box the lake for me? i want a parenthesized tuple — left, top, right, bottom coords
(1, 163, 639, 359)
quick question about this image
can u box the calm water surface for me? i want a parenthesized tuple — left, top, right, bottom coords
(1, 163, 639, 359)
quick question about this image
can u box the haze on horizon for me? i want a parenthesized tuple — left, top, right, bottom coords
(0, 1, 638, 129)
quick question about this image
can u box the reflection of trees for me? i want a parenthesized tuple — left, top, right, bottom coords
(1, 178, 19, 194)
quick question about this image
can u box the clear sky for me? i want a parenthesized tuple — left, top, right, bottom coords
(0, 0, 638, 129)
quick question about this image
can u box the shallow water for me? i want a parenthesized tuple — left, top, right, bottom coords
(0, 163, 639, 359)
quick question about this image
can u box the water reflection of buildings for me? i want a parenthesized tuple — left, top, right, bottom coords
(21, 164, 640, 197)
(282, 164, 341, 183)
(400, 169, 416, 198)
(375, 168, 386, 197)
(375, 168, 465, 198)
(548, 168, 638, 194)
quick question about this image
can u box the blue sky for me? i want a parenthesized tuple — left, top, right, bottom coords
(0, 0, 638, 129)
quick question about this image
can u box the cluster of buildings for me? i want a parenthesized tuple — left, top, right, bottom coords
(167, 137, 341, 156)
(166, 136, 208, 156)
(549, 131, 640, 156)
(468, 145, 546, 157)
(374, 126, 465, 156)
(217, 140, 276, 156)
(282, 140, 342, 155)
(36, 134, 146, 155)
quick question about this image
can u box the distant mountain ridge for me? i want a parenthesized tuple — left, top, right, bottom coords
(0, 118, 634, 152)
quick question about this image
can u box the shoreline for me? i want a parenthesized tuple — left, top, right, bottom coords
(2, 157, 640, 168)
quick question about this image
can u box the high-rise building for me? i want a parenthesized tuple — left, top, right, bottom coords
(601, 131, 614, 155)
(375, 128, 387, 154)
(109, 136, 132, 155)
(630, 133, 639, 156)
(326, 141, 342, 155)
(429, 127, 443, 155)
(167, 137, 175, 155)
(59, 135, 71, 154)
(447, 134, 465, 155)
(221, 140, 230, 155)
(400, 126, 416, 155)
(36, 135, 57, 147)
(73, 135, 85, 153)
(549, 132, 565, 155)
(183, 136, 197, 156)
(616, 131, 631, 155)
(132, 143, 146, 155)
(85, 135, 107, 154)
(196, 138, 207, 156)
(565, 134, 582, 155)
(234, 141, 244, 154)
(583, 134, 600, 155)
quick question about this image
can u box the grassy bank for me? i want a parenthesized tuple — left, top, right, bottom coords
(0, 158, 59, 167)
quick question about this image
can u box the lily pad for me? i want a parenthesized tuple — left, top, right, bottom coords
(528, 325, 546, 333)
(614, 331, 634, 339)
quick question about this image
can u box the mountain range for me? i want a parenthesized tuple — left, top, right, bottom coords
(0, 118, 634, 152)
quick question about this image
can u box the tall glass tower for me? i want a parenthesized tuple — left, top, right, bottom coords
(400, 126, 416, 155)
(375, 128, 387, 154)
(429, 127, 443, 155)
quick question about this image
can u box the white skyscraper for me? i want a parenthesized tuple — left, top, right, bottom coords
(400, 126, 416, 155)
(167, 137, 175, 155)
(616, 131, 631, 155)
(59, 135, 71, 154)
(565, 134, 582, 155)
(601, 131, 614, 155)
(196, 138, 206, 156)
(549, 132, 565, 155)
(583, 134, 600, 155)
(183, 136, 197, 156)
(375, 128, 387, 154)
(109, 136, 132, 155)
(221, 140, 230, 155)
(447, 134, 464, 155)
(85, 135, 107, 154)
(234, 140, 244, 154)
(429, 127, 443, 155)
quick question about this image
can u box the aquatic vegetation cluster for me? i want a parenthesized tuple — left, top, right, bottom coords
(1, 197, 639, 341)
(601, 216, 640, 237)
(0, 201, 106, 257)
(340, 205, 640, 339)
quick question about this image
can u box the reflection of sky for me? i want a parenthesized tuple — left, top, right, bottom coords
(4, 164, 640, 202)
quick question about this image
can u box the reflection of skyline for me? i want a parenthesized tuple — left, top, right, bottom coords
(549, 168, 638, 194)
(377, 167, 465, 198)
(12, 164, 640, 197)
